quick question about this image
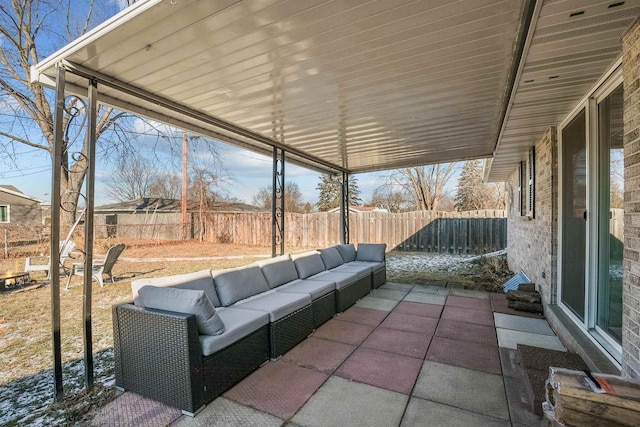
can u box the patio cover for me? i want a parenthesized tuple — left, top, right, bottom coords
(31, 0, 531, 174)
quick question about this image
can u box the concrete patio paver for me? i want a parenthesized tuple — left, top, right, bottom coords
(401, 397, 511, 427)
(354, 295, 399, 311)
(380, 311, 439, 335)
(361, 326, 432, 359)
(335, 347, 423, 394)
(493, 312, 555, 335)
(91, 392, 181, 426)
(499, 347, 523, 379)
(450, 289, 490, 300)
(171, 397, 283, 427)
(334, 306, 388, 327)
(496, 328, 566, 351)
(282, 337, 356, 374)
(503, 375, 543, 426)
(380, 282, 415, 292)
(393, 301, 443, 318)
(312, 319, 375, 346)
(369, 288, 409, 301)
(435, 319, 497, 346)
(446, 295, 491, 311)
(403, 292, 447, 305)
(410, 284, 450, 295)
(223, 361, 328, 420)
(412, 361, 509, 420)
(441, 305, 494, 327)
(292, 376, 408, 427)
(426, 336, 502, 374)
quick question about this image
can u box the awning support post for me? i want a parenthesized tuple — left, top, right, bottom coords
(272, 147, 285, 257)
(340, 172, 349, 244)
(50, 63, 65, 401)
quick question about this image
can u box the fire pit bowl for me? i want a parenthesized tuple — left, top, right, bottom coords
(0, 271, 34, 292)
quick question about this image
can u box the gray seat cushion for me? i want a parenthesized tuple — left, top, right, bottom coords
(199, 307, 269, 356)
(330, 263, 371, 278)
(292, 252, 327, 279)
(234, 291, 311, 322)
(212, 265, 270, 306)
(336, 244, 356, 262)
(276, 278, 335, 300)
(349, 260, 385, 272)
(131, 269, 220, 307)
(356, 243, 386, 262)
(319, 247, 344, 269)
(307, 271, 358, 290)
(137, 286, 225, 336)
(256, 254, 299, 289)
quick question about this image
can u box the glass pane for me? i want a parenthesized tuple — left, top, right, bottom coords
(597, 85, 623, 343)
(561, 110, 586, 321)
(0, 206, 7, 222)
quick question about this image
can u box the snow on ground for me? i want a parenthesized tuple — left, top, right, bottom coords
(386, 252, 477, 276)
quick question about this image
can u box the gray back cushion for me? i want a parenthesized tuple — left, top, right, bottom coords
(292, 251, 327, 279)
(131, 269, 220, 307)
(212, 265, 270, 306)
(336, 244, 356, 262)
(319, 247, 344, 269)
(137, 286, 225, 335)
(256, 254, 299, 289)
(356, 243, 387, 262)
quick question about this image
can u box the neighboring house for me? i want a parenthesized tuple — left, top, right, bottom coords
(328, 206, 389, 213)
(94, 198, 265, 215)
(0, 185, 43, 224)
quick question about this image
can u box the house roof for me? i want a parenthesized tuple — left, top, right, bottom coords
(0, 185, 43, 203)
(30, 0, 640, 180)
(95, 198, 265, 213)
(328, 206, 389, 213)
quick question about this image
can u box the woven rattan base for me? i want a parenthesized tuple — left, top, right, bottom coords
(372, 268, 386, 289)
(312, 291, 336, 328)
(270, 305, 313, 358)
(336, 275, 372, 313)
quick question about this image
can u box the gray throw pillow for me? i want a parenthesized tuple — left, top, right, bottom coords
(336, 244, 356, 262)
(137, 286, 225, 336)
(356, 243, 386, 262)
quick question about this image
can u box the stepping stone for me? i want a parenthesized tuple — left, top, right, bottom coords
(401, 397, 510, 427)
(335, 347, 423, 394)
(441, 306, 494, 327)
(172, 397, 282, 426)
(499, 348, 523, 379)
(503, 376, 543, 425)
(380, 312, 439, 335)
(355, 296, 399, 312)
(446, 295, 491, 311)
(435, 319, 497, 346)
(362, 327, 432, 359)
(313, 319, 375, 346)
(450, 289, 490, 300)
(91, 392, 182, 426)
(496, 329, 566, 352)
(370, 288, 409, 301)
(336, 306, 388, 327)
(404, 292, 447, 305)
(224, 361, 327, 419)
(293, 376, 408, 427)
(393, 301, 443, 319)
(493, 313, 554, 335)
(380, 282, 414, 292)
(282, 337, 356, 374)
(413, 361, 509, 420)
(426, 336, 502, 375)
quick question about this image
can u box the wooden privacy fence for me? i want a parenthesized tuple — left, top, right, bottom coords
(92, 210, 507, 254)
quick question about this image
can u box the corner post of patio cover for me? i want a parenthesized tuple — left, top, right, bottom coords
(50, 63, 65, 401)
(272, 147, 285, 257)
(82, 78, 98, 389)
(340, 172, 349, 244)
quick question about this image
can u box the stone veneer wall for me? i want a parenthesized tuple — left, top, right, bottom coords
(505, 128, 558, 306)
(622, 19, 640, 379)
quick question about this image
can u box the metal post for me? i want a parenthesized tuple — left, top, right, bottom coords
(83, 79, 98, 389)
(50, 63, 65, 401)
(272, 148, 285, 257)
(340, 172, 350, 244)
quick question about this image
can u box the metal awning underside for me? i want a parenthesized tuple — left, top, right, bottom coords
(32, 0, 529, 174)
(488, 0, 640, 181)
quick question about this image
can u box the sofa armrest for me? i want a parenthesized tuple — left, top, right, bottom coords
(112, 303, 205, 413)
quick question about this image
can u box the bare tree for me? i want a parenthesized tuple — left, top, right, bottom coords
(106, 156, 153, 202)
(149, 174, 181, 199)
(253, 182, 306, 213)
(369, 186, 411, 212)
(387, 164, 458, 211)
(454, 160, 506, 211)
(0, 1, 136, 224)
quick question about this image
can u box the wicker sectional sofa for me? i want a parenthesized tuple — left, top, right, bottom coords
(112, 243, 386, 415)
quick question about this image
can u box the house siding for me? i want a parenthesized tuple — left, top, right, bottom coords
(0, 192, 42, 224)
(622, 19, 640, 379)
(506, 128, 558, 306)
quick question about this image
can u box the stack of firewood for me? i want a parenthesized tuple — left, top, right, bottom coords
(506, 283, 543, 313)
(543, 368, 640, 426)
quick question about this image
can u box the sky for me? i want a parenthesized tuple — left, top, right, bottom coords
(0, 0, 460, 208)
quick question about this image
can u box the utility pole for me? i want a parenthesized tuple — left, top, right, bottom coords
(182, 130, 187, 241)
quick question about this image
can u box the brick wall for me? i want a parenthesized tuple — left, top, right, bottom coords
(506, 127, 558, 306)
(622, 19, 640, 380)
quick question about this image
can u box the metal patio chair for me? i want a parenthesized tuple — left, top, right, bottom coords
(65, 243, 126, 289)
